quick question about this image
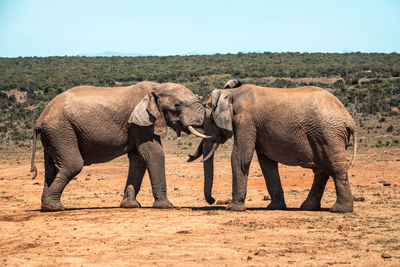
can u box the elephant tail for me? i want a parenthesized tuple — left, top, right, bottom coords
(30, 126, 39, 179)
(349, 126, 357, 168)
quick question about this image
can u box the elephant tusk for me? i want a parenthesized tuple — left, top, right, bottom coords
(187, 126, 211, 139)
(201, 142, 219, 162)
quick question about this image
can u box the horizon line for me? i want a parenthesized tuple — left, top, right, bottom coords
(1, 50, 399, 59)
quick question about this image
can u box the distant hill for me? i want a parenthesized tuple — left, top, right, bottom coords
(78, 51, 215, 57)
(78, 51, 152, 57)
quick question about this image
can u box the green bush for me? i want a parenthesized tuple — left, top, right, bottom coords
(1, 52, 400, 142)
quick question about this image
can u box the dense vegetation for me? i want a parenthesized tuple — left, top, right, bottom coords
(0, 52, 399, 147)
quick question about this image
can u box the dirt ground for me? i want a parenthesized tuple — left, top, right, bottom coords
(1, 137, 399, 266)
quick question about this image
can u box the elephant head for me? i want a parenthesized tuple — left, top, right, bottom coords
(129, 82, 208, 138)
(188, 87, 236, 204)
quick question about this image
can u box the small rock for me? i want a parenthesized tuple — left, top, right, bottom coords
(254, 249, 267, 256)
(263, 195, 271, 201)
(353, 196, 365, 202)
(216, 199, 230, 205)
(381, 253, 391, 259)
(176, 230, 191, 234)
(33, 182, 40, 185)
(383, 183, 391, 187)
(16, 161, 21, 164)
(247, 256, 252, 260)
(174, 187, 179, 191)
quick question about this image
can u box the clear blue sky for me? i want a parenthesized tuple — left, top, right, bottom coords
(1, 0, 399, 57)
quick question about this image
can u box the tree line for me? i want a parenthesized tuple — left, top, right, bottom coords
(0, 52, 399, 145)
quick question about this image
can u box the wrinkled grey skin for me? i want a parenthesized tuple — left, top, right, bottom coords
(31, 81, 204, 211)
(191, 81, 357, 213)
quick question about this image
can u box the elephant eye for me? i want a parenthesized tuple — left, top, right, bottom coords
(174, 103, 181, 110)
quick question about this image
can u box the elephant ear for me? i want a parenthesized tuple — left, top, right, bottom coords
(223, 79, 241, 89)
(212, 90, 233, 132)
(128, 92, 167, 137)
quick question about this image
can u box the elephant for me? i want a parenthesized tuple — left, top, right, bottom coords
(30, 81, 208, 211)
(189, 80, 357, 213)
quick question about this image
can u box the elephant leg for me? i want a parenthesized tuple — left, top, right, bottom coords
(137, 137, 173, 209)
(227, 138, 255, 212)
(120, 151, 146, 208)
(256, 151, 286, 210)
(330, 161, 354, 213)
(300, 169, 329, 211)
(330, 174, 353, 213)
(41, 151, 58, 209)
(41, 130, 83, 212)
(41, 155, 83, 212)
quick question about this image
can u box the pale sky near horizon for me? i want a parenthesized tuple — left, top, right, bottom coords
(0, 0, 399, 57)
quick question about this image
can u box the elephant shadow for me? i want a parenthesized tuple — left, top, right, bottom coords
(28, 206, 330, 212)
(185, 206, 331, 212)
(29, 206, 121, 212)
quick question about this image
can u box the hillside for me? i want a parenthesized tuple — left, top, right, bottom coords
(0, 52, 399, 148)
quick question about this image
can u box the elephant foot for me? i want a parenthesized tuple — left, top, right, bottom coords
(120, 185, 141, 208)
(227, 202, 246, 212)
(267, 201, 287, 210)
(330, 201, 354, 213)
(153, 199, 173, 209)
(120, 199, 141, 208)
(41, 200, 65, 212)
(300, 200, 321, 211)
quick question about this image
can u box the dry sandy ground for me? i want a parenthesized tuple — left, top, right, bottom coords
(0, 138, 399, 266)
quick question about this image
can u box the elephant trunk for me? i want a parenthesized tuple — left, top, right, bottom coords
(183, 102, 205, 129)
(187, 139, 204, 162)
(201, 142, 219, 162)
(203, 139, 215, 204)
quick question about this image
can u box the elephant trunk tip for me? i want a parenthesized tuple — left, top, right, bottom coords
(205, 196, 215, 205)
(187, 154, 197, 162)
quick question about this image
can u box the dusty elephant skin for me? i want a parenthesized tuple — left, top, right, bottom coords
(30, 81, 205, 211)
(191, 81, 357, 213)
